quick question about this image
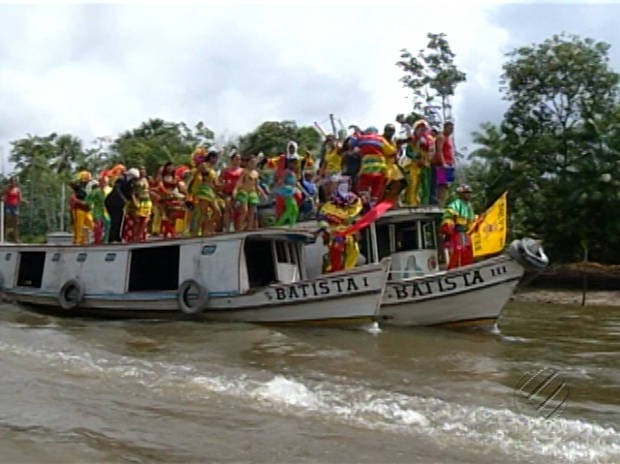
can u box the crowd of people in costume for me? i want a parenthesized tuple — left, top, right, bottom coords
(64, 116, 476, 272)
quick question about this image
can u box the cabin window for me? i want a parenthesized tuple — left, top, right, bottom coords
(394, 223, 419, 252)
(376, 224, 391, 259)
(245, 239, 277, 288)
(201, 245, 217, 255)
(422, 221, 437, 249)
(5, 253, 11, 261)
(275, 241, 289, 263)
(360, 229, 372, 263)
(128, 246, 179, 291)
(274, 240, 301, 283)
(52, 252, 61, 262)
(275, 241, 298, 264)
(17, 251, 46, 288)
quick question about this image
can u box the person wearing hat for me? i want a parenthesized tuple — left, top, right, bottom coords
(68, 171, 94, 244)
(85, 175, 110, 244)
(403, 119, 435, 206)
(272, 141, 303, 225)
(105, 167, 139, 243)
(317, 186, 363, 272)
(441, 184, 476, 269)
(124, 166, 152, 242)
(187, 152, 222, 236)
(156, 162, 186, 238)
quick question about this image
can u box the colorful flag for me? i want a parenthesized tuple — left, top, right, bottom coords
(335, 199, 395, 237)
(470, 191, 508, 258)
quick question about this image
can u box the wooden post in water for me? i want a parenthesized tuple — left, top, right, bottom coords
(0, 200, 4, 243)
(581, 239, 588, 306)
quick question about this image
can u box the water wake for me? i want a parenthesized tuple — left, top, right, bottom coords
(1, 337, 617, 463)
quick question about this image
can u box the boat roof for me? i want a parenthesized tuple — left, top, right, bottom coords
(377, 205, 443, 221)
(0, 228, 317, 251)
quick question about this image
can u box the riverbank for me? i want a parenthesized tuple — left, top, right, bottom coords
(512, 288, 620, 307)
(514, 261, 620, 306)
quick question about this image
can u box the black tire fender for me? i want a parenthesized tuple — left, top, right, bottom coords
(59, 279, 85, 310)
(177, 279, 209, 315)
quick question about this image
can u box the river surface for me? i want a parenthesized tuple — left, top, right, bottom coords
(0, 300, 618, 463)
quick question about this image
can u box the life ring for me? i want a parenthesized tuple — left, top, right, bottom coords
(177, 279, 209, 315)
(58, 279, 85, 310)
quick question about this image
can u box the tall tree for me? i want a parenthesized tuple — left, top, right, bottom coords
(109, 119, 215, 173)
(396, 32, 467, 123)
(471, 33, 620, 262)
(8, 133, 87, 235)
(238, 121, 321, 158)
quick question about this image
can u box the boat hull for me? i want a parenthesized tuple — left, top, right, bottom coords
(379, 254, 524, 327)
(3, 260, 388, 325)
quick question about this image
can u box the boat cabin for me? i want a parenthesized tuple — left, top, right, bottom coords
(302, 206, 444, 280)
(360, 206, 443, 280)
(0, 230, 315, 299)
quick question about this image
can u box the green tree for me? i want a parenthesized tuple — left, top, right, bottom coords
(396, 32, 467, 123)
(470, 33, 620, 263)
(8, 133, 88, 236)
(109, 119, 215, 174)
(238, 120, 321, 158)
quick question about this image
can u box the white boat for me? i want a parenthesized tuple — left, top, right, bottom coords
(0, 229, 390, 325)
(304, 206, 548, 328)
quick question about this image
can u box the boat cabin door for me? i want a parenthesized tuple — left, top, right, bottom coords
(244, 238, 304, 289)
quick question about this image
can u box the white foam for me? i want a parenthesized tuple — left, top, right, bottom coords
(251, 375, 320, 409)
(1, 339, 618, 463)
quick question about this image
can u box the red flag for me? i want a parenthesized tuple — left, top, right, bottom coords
(335, 199, 395, 237)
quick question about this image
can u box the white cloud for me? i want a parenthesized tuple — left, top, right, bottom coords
(0, 1, 619, 170)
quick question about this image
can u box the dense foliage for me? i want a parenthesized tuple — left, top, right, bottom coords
(465, 33, 620, 263)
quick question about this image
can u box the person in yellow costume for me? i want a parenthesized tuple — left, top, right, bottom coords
(188, 151, 222, 236)
(317, 183, 363, 272)
(403, 119, 435, 205)
(381, 123, 407, 202)
(69, 171, 94, 245)
(131, 167, 152, 242)
(317, 134, 341, 203)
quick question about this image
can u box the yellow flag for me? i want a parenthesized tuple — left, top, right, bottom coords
(470, 191, 508, 258)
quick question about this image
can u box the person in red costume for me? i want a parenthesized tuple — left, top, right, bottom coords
(3, 177, 24, 242)
(219, 151, 243, 232)
(352, 126, 396, 204)
(433, 121, 456, 206)
(441, 184, 477, 269)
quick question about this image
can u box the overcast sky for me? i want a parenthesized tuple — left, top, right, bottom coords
(1, 1, 619, 172)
